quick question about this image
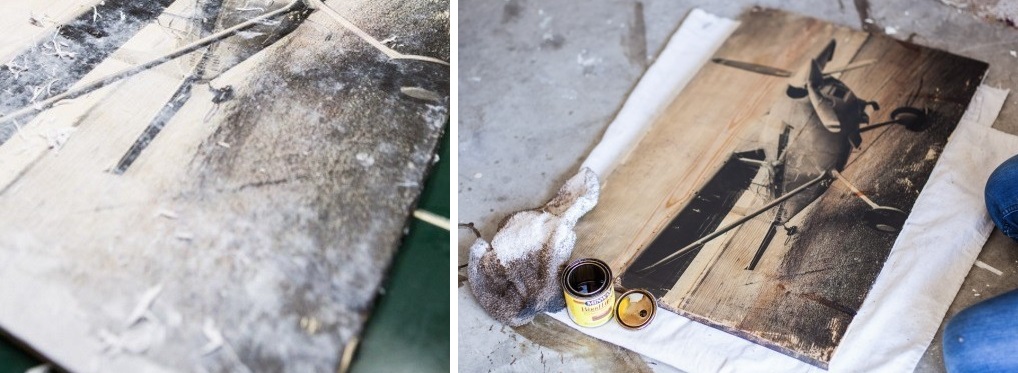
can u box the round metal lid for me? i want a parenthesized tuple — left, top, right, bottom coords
(615, 289, 657, 330)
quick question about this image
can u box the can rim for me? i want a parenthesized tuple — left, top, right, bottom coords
(614, 288, 657, 330)
(561, 258, 611, 299)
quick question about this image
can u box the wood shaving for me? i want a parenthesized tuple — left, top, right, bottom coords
(126, 284, 163, 327)
(201, 318, 224, 355)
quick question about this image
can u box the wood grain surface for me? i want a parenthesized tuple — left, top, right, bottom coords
(571, 9, 985, 367)
(0, 0, 448, 371)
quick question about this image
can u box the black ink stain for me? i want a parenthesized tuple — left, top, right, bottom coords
(502, 0, 523, 24)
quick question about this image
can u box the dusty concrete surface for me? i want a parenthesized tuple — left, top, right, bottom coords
(940, 0, 1018, 26)
(458, 0, 1018, 372)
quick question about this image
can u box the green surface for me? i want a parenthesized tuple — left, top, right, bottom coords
(0, 129, 450, 372)
(350, 126, 450, 373)
(0, 345, 36, 372)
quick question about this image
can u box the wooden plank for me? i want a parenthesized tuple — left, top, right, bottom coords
(0, 0, 179, 141)
(0, 0, 448, 371)
(575, 11, 864, 272)
(572, 9, 985, 367)
(0, 1, 105, 58)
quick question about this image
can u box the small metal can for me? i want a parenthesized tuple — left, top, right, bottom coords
(615, 289, 657, 330)
(561, 258, 615, 327)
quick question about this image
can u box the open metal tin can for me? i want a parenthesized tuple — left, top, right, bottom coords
(561, 258, 657, 329)
(561, 258, 615, 327)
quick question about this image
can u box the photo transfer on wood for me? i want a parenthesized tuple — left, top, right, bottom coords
(0, 0, 448, 371)
(570, 9, 986, 367)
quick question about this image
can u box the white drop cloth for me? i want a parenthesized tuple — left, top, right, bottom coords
(560, 8, 1018, 373)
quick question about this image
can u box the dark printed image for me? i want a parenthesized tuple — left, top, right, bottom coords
(595, 11, 986, 367)
(625, 39, 929, 294)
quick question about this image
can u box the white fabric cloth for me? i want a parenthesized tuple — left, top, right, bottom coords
(558, 8, 1018, 373)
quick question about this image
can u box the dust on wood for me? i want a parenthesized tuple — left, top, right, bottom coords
(0, 0, 175, 142)
(0, 0, 448, 371)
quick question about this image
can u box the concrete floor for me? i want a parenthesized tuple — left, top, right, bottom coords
(459, 0, 1018, 372)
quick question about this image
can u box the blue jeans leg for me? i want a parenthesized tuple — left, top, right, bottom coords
(943, 289, 1018, 372)
(986, 154, 1018, 241)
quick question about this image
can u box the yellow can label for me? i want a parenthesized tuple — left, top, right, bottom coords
(564, 288, 615, 327)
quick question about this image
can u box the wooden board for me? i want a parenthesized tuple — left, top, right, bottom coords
(571, 9, 985, 367)
(0, 0, 448, 371)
